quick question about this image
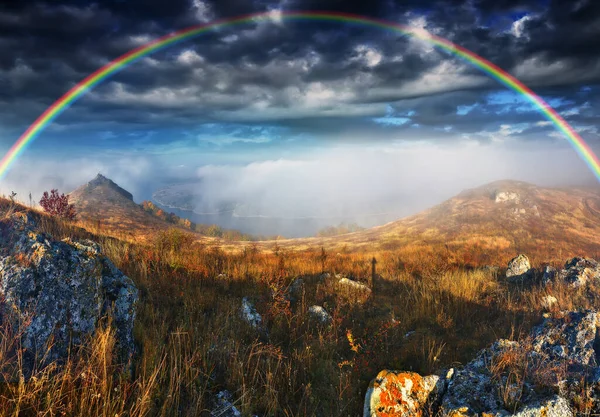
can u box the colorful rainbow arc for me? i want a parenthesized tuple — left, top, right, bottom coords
(1, 11, 599, 182)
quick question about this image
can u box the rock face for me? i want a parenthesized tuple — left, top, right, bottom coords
(366, 310, 600, 416)
(559, 257, 600, 287)
(0, 212, 138, 371)
(506, 254, 533, 283)
(494, 191, 520, 203)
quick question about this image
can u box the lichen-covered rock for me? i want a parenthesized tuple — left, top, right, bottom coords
(444, 396, 573, 417)
(530, 310, 599, 366)
(440, 310, 600, 416)
(308, 305, 331, 324)
(510, 396, 573, 417)
(363, 370, 446, 417)
(0, 212, 138, 371)
(506, 255, 534, 284)
(440, 339, 519, 415)
(559, 257, 600, 287)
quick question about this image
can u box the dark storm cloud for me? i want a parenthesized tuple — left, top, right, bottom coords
(0, 0, 599, 147)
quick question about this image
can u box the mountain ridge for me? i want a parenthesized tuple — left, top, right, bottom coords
(67, 175, 600, 260)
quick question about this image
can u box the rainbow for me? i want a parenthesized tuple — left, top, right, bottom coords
(1, 11, 599, 182)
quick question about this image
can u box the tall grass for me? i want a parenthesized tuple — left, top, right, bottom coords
(1, 199, 599, 415)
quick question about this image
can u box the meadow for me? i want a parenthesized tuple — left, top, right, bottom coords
(0, 197, 598, 416)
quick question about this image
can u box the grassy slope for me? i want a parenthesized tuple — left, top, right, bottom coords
(2, 195, 600, 416)
(68, 178, 211, 245)
(218, 181, 600, 266)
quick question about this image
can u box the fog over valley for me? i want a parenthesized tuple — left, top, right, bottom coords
(2, 140, 596, 237)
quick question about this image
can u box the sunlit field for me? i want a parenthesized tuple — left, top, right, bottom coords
(2, 197, 599, 416)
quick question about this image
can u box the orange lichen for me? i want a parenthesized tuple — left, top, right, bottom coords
(372, 371, 428, 417)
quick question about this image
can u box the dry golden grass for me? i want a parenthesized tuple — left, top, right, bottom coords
(1, 196, 600, 416)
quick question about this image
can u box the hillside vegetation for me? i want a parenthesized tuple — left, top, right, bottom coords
(1, 186, 600, 416)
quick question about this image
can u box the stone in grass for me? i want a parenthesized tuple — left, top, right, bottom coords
(308, 305, 332, 324)
(240, 297, 262, 329)
(506, 254, 534, 284)
(363, 370, 447, 417)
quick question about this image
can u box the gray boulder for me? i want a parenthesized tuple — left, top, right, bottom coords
(506, 254, 534, 283)
(0, 212, 138, 371)
(338, 277, 371, 293)
(240, 297, 262, 329)
(287, 277, 304, 303)
(559, 257, 600, 287)
(308, 305, 331, 324)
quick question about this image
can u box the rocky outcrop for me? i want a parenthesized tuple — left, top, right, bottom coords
(363, 370, 448, 417)
(0, 212, 138, 372)
(506, 254, 534, 283)
(559, 257, 600, 287)
(494, 191, 520, 204)
(365, 310, 600, 416)
(82, 173, 134, 201)
(537, 257, 600, 288)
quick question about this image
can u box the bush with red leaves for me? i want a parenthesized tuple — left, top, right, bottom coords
(39, 189, 77, 220)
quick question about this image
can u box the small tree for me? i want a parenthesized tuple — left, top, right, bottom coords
(39, 189, 76, 220)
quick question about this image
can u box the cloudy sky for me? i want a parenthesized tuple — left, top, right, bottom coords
(0, 0, 599, 231)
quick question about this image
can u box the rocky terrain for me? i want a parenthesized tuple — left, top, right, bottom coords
(1, 178, 599, 416)
(364, 254, 600, 417)
(0, 210, 138, 374)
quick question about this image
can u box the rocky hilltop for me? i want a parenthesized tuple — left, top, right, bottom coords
(0, 211, 138, 373)
(78, 173, 134, 201)
(69, 173, 197, 242)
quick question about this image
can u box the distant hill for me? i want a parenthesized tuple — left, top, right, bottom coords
(68, 174, 262, 243)
(68, 174, 191, 242)
(68, 176, 600, 261)
(237, 180, 600, 263)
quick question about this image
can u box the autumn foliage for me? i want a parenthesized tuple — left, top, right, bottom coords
(39, 189, 76, 220)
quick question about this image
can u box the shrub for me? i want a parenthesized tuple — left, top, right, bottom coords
(39, 189, 76, 220)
